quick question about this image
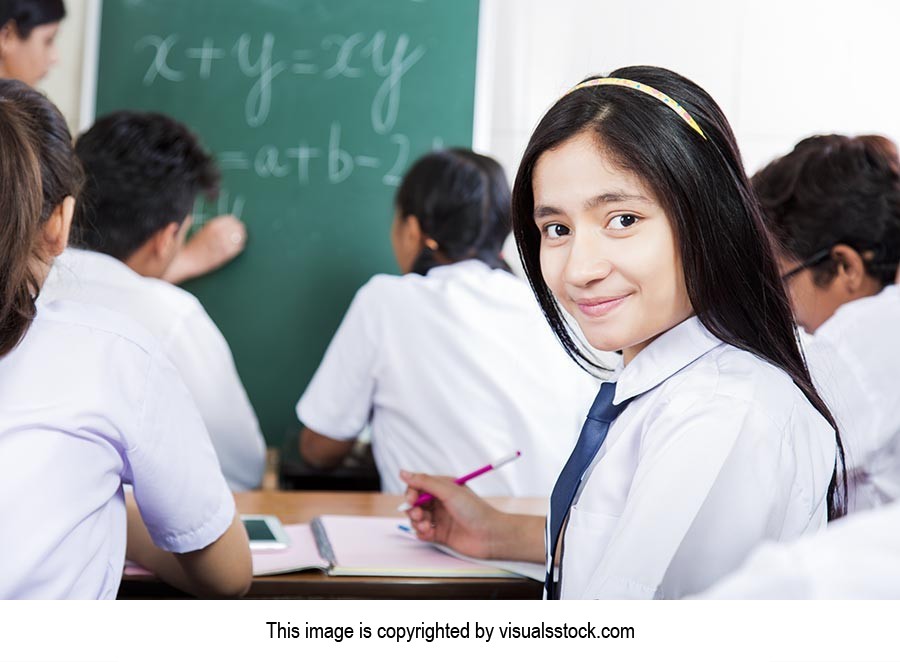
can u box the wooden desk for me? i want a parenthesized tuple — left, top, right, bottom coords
(119, 491, 546, 600)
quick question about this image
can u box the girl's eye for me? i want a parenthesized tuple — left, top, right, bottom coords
(608, 214, 639, 230)
(544, 223, 570, 239)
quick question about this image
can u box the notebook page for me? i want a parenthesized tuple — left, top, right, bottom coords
(318, 515, 517, 577)
(434, 544, 545, 581)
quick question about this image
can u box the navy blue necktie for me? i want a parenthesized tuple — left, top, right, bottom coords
(544, 381, 629, 599)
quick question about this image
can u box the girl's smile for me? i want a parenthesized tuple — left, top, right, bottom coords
(574, 293, 631, 317)
(532, 131, 693, 365)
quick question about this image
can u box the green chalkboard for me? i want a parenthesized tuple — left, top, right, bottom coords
(94, 0, 480, 446)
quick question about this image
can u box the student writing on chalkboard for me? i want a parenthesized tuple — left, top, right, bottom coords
(0, 80, 251, 599)
(41, 111, 266, 491)
(296, 149, 598, 497)
(401, 66, 846, 599)
(0, 0, 248, 285)
(753, 134, 900, 510)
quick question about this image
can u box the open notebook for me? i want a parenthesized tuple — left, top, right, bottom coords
(125, 515, 543, 580)
(253, 515, 541, 578)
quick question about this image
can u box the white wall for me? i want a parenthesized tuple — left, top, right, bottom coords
(37, 0, 87, 130)
(474, 0, 900, 178)
(44, 0, 900, 179)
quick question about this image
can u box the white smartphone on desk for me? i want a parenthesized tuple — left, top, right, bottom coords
(241, 514, 290, 550)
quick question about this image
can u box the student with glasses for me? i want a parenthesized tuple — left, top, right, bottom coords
(755, 134, 900, 511)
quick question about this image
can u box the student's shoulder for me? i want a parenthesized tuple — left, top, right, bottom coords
(352, 271, 432, 309)
(134, 274, 208, 321)
(34, 298, 163, 360)
(349, 265, 537, 326)
(664, 345, 814, 431)
(819, 285, 900, 344)
(361, 264, 531, 300)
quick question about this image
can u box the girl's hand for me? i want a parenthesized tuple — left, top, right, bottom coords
(400, 470, 504, 559)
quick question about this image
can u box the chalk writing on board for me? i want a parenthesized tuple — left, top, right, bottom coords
(135, 34, 184, 84)
(191, 188, 245, 228)
(134, 31, 425, 133)
(186, 37, 224, 79)
(191, 127, 442, 227)
(215, 128, 442, 187)
(360, 32, 425, 135)
(235, 33, 286, 127)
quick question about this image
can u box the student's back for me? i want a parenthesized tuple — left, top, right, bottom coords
(298, 149, 598, 496)
(300, 258, 597, 495)
(808, 286, 900, 506)
(42, 246, 265, 491)
(40, 111, 266, 491)
(0, 80, 250, 599)
(0, 300, 231, 598)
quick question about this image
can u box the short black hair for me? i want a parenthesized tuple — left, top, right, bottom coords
(753, 134, 900, 287)
(395, 148, 511, 275)
(73, 111, 220, 260)
(0, 0, 66, 38)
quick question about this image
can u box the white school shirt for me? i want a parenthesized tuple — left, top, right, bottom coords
(800, 331, 879, 512)
(558, 316, 836, 599)
(41, 248, 266, 491)
(296, 260, 599, 496)
(698, 499, 900, 598)
(806, 285, 900, 509)
(0, 300, 234, 599)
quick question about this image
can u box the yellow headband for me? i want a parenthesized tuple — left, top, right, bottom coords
(566, 77, 707, 140)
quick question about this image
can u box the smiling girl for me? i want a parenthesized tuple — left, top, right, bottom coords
(401, 66, 846, 599)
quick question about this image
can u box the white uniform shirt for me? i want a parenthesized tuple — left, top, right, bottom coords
(297, 260, 599, 496)
(698, 500, 900, 599)
(806, 285, 900, 508)
(801, 332, 879, 512)
(41, 248, 266, 491)
(558, 317, 836, 599)
(0, 300, 234, 599)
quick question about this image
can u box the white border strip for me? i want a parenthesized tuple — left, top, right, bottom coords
(472, 0, 495, 153)
(78, 0, 102, 132)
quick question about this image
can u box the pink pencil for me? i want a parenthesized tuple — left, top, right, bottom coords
(397, 451, 522, 512)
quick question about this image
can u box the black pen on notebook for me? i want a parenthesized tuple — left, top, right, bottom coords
(397, 450, 522, 512)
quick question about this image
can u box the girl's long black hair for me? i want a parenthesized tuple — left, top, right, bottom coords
(511, 65, 846, 520)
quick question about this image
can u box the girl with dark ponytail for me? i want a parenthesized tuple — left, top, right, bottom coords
(401, 67, 845, 600)
(0, 80, 251, 599)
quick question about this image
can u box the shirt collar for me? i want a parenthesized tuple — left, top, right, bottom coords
(612, 316, 724, 404)
(56, 247, 140, 283)
(817, 283, 898, 336)
(425, 259, 493, 279)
